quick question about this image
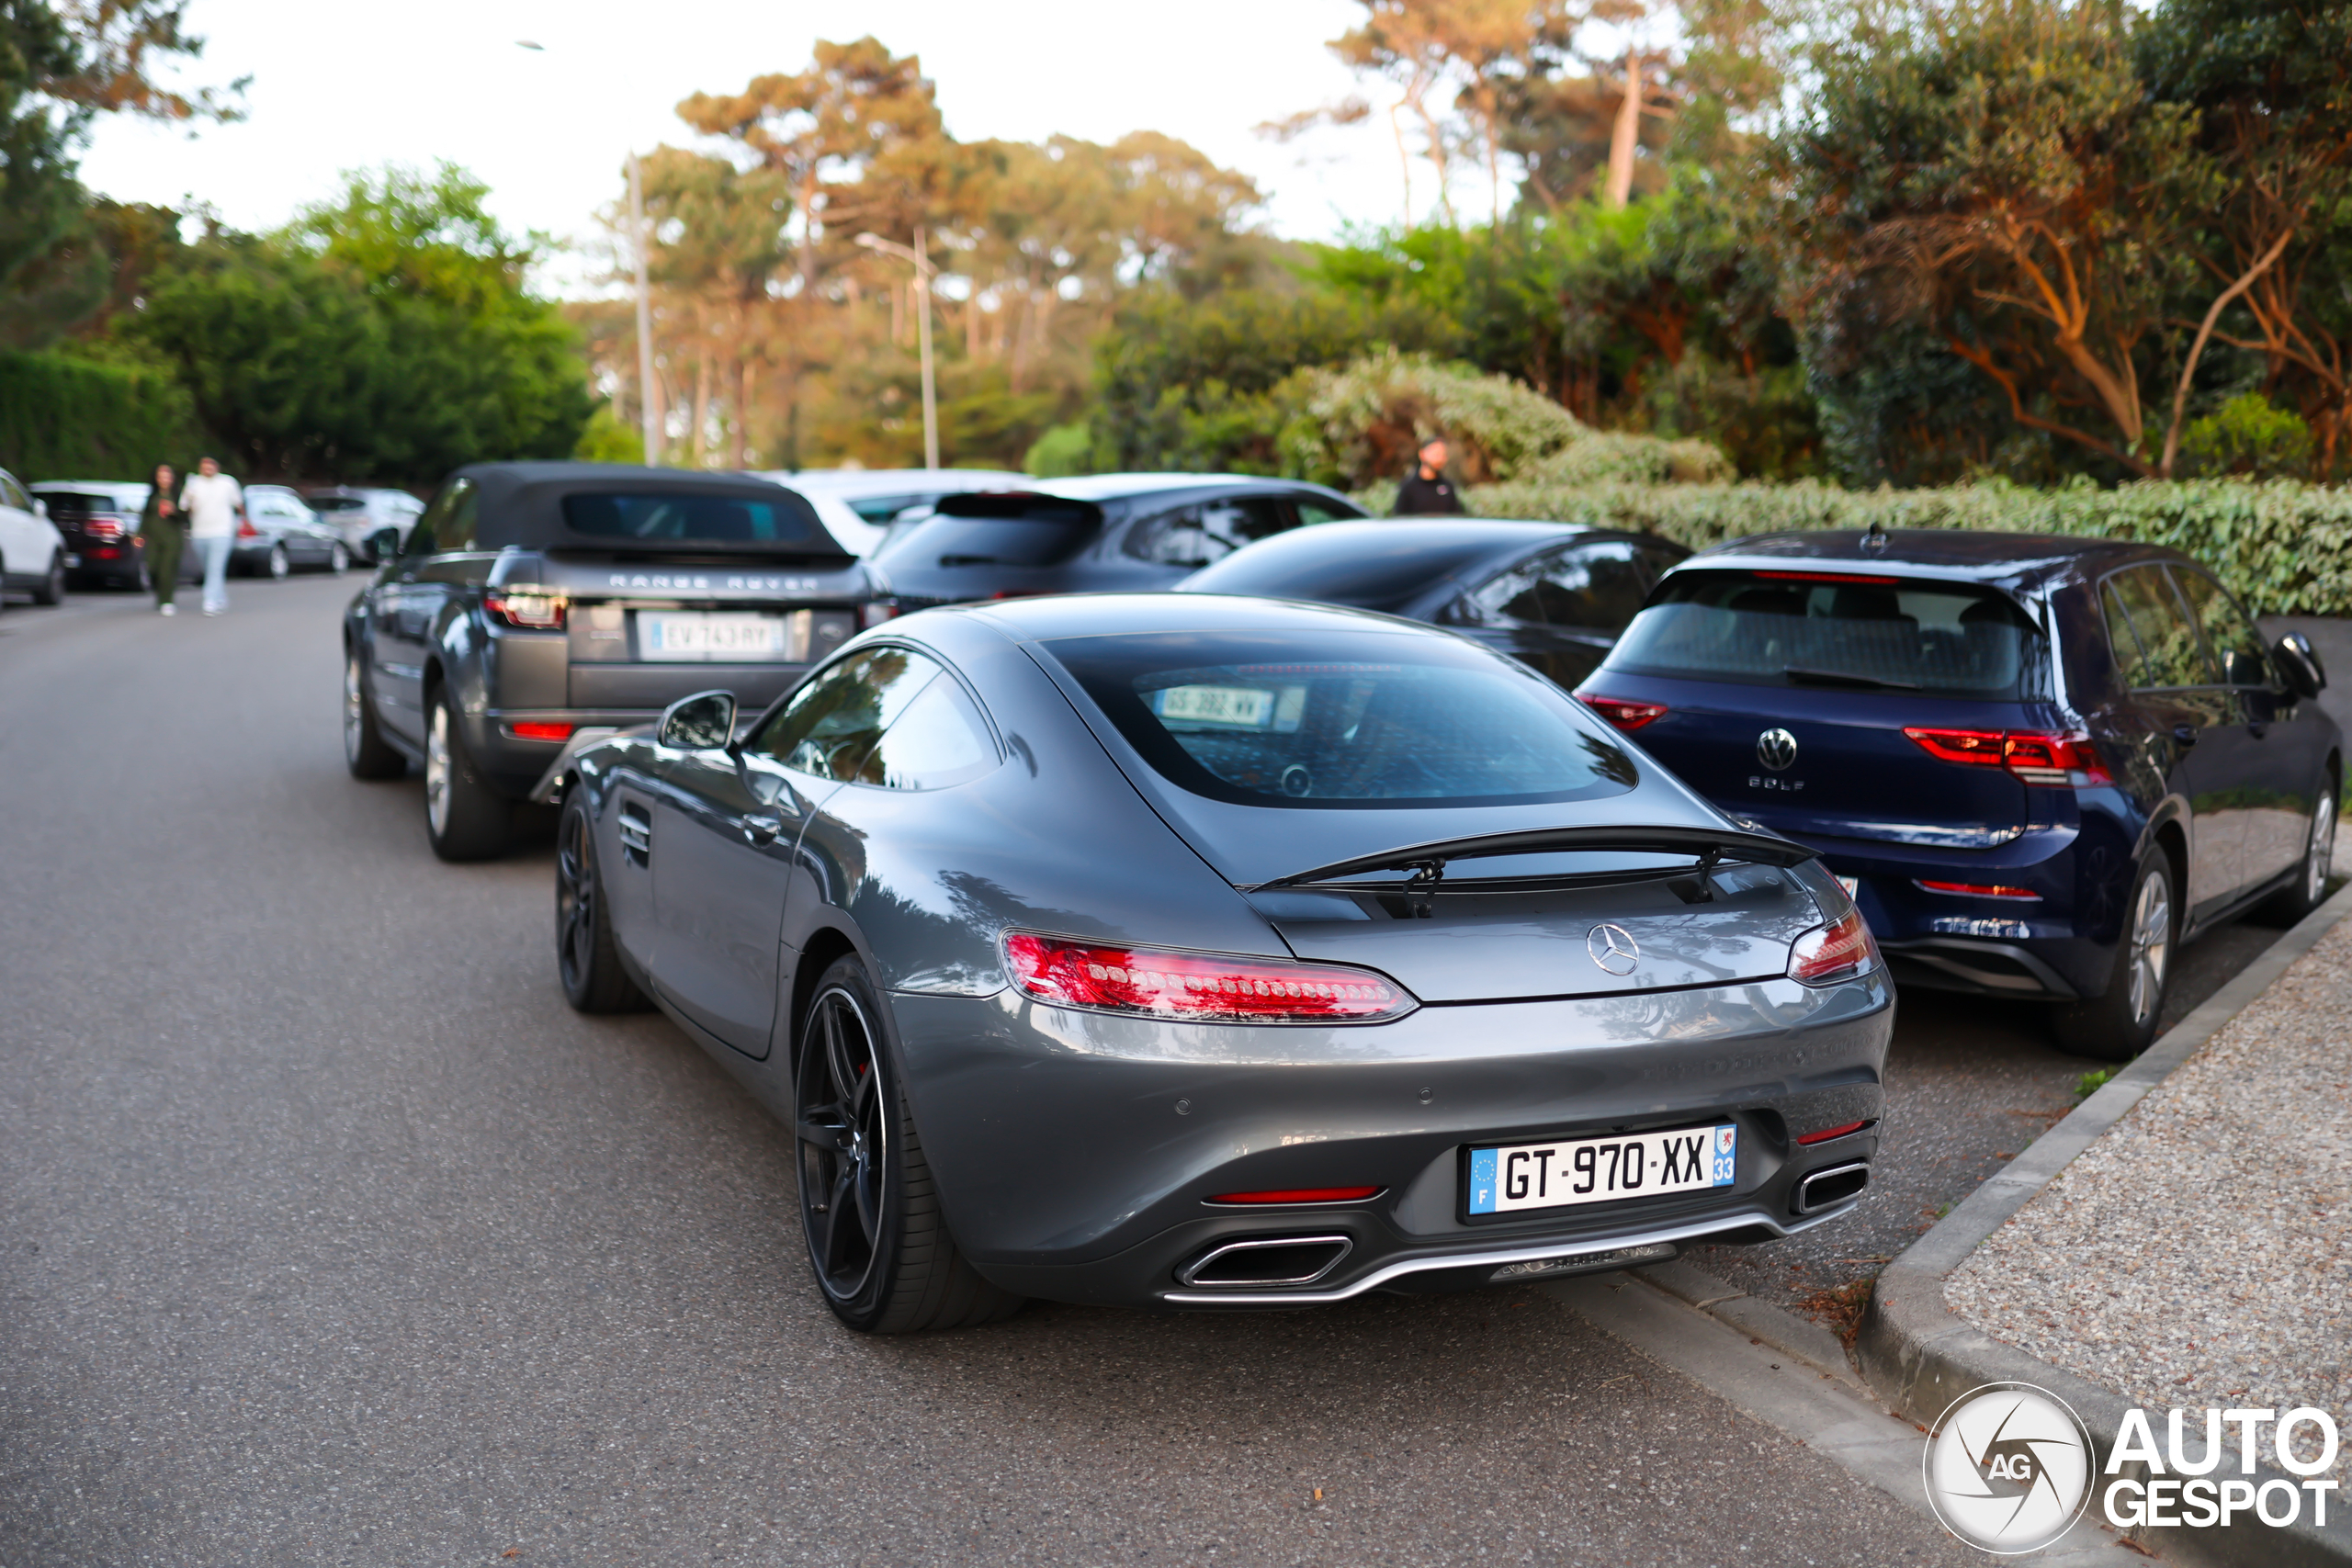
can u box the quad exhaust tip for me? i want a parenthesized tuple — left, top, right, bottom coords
(1794, 1161, 1870, 1215)
(1178, 1235, 1352, 1289)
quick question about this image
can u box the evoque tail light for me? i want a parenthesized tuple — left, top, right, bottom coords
(1002, 932, 1416, 1023)
(485, 589, 568, 630)
(1787, 908, 1878, 987)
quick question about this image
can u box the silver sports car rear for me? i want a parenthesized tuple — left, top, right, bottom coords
(553, 593, 1894, 1332)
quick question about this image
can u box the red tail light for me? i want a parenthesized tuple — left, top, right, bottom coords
(859, 600, 899, 629)
(235, 517, 259, 538)
(1753, 570, 1897, 585)
(507, 722, 576, 742)
(1208, 1186, 1382, 1204)
(485, 590, 568, 630)
(1903, 727, 2111, 786)
(1796, 1120, 1870, 1146)
(1002, 932, 1415, 1023)
(1578, 694, 1668, 730)
(1787, 908, 1877, 986)
(90, 546, 120, 559)
(1916, 879, 2041, 900)
(85, 519, 123, 541)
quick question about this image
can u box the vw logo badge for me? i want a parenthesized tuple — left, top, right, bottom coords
(1587, 923, 1641, 976)
(1757, 728, 1799, 771)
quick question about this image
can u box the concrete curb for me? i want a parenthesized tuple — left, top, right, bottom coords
(1856, 881, 2352, 1567)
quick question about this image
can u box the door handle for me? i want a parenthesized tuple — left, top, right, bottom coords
(741, 815, 785, 846)
(2172, 725, 2200, 748)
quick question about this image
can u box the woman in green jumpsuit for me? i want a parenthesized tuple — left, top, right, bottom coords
(140, 462, 185, 614)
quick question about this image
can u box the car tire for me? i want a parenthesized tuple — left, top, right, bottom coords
(2050, 852, 2176, 1061)
(344, 652, 405, 780)
(328, 541, 349, 575)
(266, 543, 289, 580)
(2254, 773, 2338, 928)
(423, 687, 508, 861)
(555, 793, 648, 1012)
(29, 552, 64, 605)
(794, 955, 1025, 1335)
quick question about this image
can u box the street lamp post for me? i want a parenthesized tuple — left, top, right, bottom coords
(855, 230, 938, 470)
(628, 153, 661, 467)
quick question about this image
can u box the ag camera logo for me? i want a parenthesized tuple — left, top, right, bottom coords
(1922, 1382, 2094, 1553)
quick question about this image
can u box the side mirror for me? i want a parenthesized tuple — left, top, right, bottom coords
(31, 498, 47, 521)
(2274, 633, 2326, 700)
(658, 689, 738, 751)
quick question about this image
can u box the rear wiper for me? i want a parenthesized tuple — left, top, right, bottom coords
(1249, 824, 1816, 893)
(1782, 665, 1919, 691)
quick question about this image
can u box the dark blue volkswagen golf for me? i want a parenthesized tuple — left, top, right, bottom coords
(1575, 530, 2338, 1059)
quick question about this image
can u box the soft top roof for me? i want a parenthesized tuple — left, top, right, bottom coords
(447, 462, 848, 559)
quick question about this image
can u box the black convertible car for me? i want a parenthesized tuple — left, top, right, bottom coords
(551, 593, 1894, 1334)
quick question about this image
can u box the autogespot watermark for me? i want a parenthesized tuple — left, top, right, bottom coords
(1921, 1382, 2342, 1553)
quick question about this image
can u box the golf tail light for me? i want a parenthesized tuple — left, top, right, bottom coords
(1787, 908, 1878, 986)
(1002, 933, 1415, 1023)
(1578, 694, 1668, 730)
(485, 590, 568, 630)
(1904, 726, 2110, 786)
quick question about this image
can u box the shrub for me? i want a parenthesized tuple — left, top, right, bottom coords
(0, 349, 199, 480)
(1432, 476, 2352, 615)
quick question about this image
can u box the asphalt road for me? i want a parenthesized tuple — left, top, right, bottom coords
(0, 575, 2278, 1567)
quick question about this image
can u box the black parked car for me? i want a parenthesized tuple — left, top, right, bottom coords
(873, 475, 1364, 607)
(31, 480, 150, 590)
(1178, 519, 1689, 693)
(343, 462, 888, 862)
(1575, 530, 2339, 1058)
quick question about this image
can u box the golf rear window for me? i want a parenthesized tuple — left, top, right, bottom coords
(560, 491, 820, 547)
(1605, 570, 2042, 698)
(1044, 630, 1637, 809)
(876, 495, 1099, 569)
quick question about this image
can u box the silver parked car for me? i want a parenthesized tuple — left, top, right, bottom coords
(303, 486, 425, 562)
(550, 593, 1894, 1333)
(231, 486, 351, 578)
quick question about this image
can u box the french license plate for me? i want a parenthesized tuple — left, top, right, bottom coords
(1467, 1123, 1736, 1216)
(639, 611, 789, 661)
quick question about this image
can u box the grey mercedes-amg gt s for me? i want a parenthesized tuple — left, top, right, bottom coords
(551, 594, 1894, 1333)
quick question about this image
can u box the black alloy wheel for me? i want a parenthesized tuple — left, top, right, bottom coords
(2051, 853, 2175, 1061)
(792, 956, 1023, 1334)
(29, 552, 63, 605)
(556, 794, 647, 1012)
(343, 651, 405, 779)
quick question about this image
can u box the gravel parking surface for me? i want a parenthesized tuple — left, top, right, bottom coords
(0, 580, 1988, 1567)
(1947, 919, 2352, 1485)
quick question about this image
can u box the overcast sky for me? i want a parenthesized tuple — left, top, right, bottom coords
(78, 0, 1420, 288)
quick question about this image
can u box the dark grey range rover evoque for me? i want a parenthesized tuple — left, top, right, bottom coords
(550, 592, 1897, 1334)
(343, 463, 893, 860)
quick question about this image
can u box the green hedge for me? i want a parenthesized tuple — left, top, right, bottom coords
(1442, 478, 2352, 618)
(0, 349, 200, 482)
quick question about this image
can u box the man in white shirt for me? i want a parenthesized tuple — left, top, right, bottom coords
(180, 456, 243, 616)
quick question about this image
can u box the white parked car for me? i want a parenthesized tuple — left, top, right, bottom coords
(301, 487, 425, 562)
(760, 468, 1025, 557)
(0, 467, 68, 606)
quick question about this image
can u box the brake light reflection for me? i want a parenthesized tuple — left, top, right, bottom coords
(1578, 694, 1668, 730)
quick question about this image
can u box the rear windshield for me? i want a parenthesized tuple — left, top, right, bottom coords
(1606, 570, 2042, 698)
(37, 492, 118, 513)
(307, 495, 365, 512)
(1181, 532, 1507, 608)
(560, 491, 822, 547)
(1045, 630, 1638, 809)
(877, 509, 1096, 569)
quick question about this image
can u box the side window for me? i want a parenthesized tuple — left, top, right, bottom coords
(1124, 497, 1292, 569)
(1634, 545, 1687, 585)
(747, 646, 944, 782)
(2103, 565, 2216, 688)
(1469, 558, 1549, 624)
(2170, 567, 2271, 687)
(1532, 542, 1653, 630)
(858, 673, 997, 790)
(402, 478, 477, 560)
(0, 470, 29, 512)
(1295, 499, 1357, 526)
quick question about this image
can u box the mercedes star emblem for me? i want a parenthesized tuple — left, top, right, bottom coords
(1757, 727, 1799, 771)
(1587, 923, 1641, 976)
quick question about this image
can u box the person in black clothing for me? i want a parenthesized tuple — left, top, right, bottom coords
(1392, 437, 1464, 515)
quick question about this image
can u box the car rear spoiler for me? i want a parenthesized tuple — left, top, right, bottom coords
(1247, 824, 1818, 893)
